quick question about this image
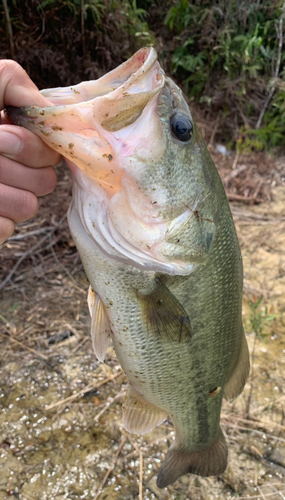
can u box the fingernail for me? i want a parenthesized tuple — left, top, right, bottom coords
(0, 130, 22, 155)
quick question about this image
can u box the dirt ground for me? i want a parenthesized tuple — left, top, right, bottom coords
(0, 145, 285, 500)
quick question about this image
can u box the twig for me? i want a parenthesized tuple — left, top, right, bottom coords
(231, 149, 239, 171)
(121, 432, 174, 461)
(0, 217, 66, 291)
(223, 164, 247, 187)
(142, 432, 174, 449)
(0, 331, 48, 360)
(72, 336, 89, 352)
(30, 0, 45, 45)
(256, 1, 285, 129)
(257, 485, 268, 500)
(268, 483, 285, 496)
(232, 490, 285, 499)
(231, 208, 285, 222)
(207, 110, 221, 147)
(8, 227, 55, 241)
(94, 390, 125, 422)
(120, 428, 143, 500)
(45, 369, 123, 410)
(0, 233, 51, 291)
(221, 413, 285, 432)
(236, 103, 250, 127)
(81, 0, 86, 59)
(250, 394, 285, 415)
(139, 451, 143, 500)
(223, 423, 285, 443)
(252, 178, 263, 200)
(94, 436, 126, 500)
(2, 0, 15, 59)
(226, 192, 262, 203)
(49, 234, 86, 294)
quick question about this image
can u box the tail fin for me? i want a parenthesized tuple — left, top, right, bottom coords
(157, 427, 227, 489)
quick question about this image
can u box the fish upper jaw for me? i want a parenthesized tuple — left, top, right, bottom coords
(40, 47, 160, 105)
(6, 47, 165, 188)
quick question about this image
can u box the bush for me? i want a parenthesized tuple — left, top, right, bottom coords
(1, 0, 285, 149)
(164, 0, 285, 148)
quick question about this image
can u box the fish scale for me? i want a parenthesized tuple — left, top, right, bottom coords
(6, 46, 249, 489)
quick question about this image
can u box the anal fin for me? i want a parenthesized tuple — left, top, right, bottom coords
(224, 331, 250, 402)
(87, 285, 112, 362)
(123, 385, 167, 435)
(157, 427, 227, 488)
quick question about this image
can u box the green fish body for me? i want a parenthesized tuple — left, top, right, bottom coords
(7, 47, 249, 488)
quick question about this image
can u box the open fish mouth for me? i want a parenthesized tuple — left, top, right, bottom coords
(6, 47, 165, 171)
(6, 47, 215, 276)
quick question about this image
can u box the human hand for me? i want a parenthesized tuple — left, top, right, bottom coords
(0, 60, 62, 245)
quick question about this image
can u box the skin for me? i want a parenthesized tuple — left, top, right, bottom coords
(0, 60, 61, 244)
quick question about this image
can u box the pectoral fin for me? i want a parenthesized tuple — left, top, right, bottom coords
(138, 278, 192, 343)
(123, 385, 167, 435)
(87, 286, 112, 362)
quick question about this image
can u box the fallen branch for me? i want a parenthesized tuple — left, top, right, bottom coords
(223, 422, 285, 444)
(226, 192, 263, 203)
(45, 369, 123, 410)
(233, 490, 285, 499)
(94, 436, 126, 500)
(121, 432, 174, 461)
(221, 413, 285, 432)
(223, 164, 248, 187)
(120, 428, 143, 500)
(0, 331, 48, 360)
(94, 389, 125, 422)
(250, 394, 285, 415)
(0, 216, 66, 291)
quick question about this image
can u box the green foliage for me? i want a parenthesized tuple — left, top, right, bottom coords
(164, 0, 285, 149)
(235, 127, 264, 154)
(118, 0, 154, 44)
(84, 0, 106, 24)
(165, 0, 200, 32)
(244, 297, 276, 340)
(0, 0, 154, 88)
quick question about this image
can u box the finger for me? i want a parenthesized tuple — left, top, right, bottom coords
(0, 155, 57, 196)
(0, 216, 15, 245)
(0, 184, 38, 223)
(0, 59, 52, 110)
(0, 109, 10, 125)
(0, 124, 62, 167)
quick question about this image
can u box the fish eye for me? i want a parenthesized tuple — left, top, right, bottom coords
(170, 113, 193, 143)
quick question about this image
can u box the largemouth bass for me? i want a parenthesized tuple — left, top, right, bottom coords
(7, 47, 249, 488)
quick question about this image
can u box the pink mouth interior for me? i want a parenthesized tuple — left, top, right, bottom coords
(40, 47, 158, 105)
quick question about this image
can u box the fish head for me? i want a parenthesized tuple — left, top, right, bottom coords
(6, 47, 222, 275)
